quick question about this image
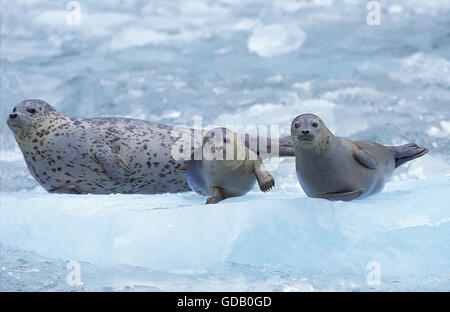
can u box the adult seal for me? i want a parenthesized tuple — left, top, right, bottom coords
(184, 127, 275, 204)
(6, 99, 294, 194)
(291, 113, 429, 201)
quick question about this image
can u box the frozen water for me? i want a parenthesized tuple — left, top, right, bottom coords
(1, 178, 449, 291)
(1, 0, 450, 291)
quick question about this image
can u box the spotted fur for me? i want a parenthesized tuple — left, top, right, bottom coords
(7, 100, 195, 194)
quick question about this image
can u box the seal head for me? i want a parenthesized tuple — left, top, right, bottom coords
(290, 113, 333, 152)
(202, 127, 247, 170)
(7, 99, 58, 138)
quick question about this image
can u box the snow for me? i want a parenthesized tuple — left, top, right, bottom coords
(1, 0, 450, 291)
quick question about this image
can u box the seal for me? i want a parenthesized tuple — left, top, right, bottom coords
(184, 127, 275, 204)
(291, 113, 429, 201)
(6, 99, 294, 194)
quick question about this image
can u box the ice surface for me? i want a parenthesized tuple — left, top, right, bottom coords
(1, 0, 450, 291)
(1, 177, 449, 291)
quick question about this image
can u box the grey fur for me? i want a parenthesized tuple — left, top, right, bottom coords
(185, 127, 274, 204)
(291, 113, 429, 201)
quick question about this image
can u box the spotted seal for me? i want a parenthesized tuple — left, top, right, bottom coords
(6, 99, 295, 194)
(291, 113, 429, 201)
(184, 127, 275, 204)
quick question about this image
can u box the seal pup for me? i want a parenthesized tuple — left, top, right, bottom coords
(291, 113, 429, 201)
(184, 127, 275, 204)
(6, 99, 294, 194)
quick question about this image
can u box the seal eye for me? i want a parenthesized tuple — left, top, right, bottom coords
(294, 122, 300, 129)
(27, 108, 36, 114)
(13, 108, 16, 113)
(312, 122, 318, 128)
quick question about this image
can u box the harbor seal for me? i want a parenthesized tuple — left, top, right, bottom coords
(184, 127, 275, 204)
(291, 113, 429, 201)
(6, 99, 294, 194)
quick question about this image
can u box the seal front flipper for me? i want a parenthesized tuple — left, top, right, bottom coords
(49, 185, 83, 194)
(318, 189, 365, 202)
(353, 146, 378, 169)
(254, 160, 275, 192)
(95, 150, 129, 183)
(206, 187, 225, 204)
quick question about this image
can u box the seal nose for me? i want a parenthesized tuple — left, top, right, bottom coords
(302, 129, 310, 134)
(9, 113, 17, 119)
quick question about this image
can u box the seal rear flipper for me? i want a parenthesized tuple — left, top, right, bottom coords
(353, 147, 378, 169)
(95, 150, 129, 183)
(48, 185, 83, 194)
(318, 189, 364, 201)
(279, 136, 295, 157)
(388, 143, 429, 168)
(245, 134, 295, 158)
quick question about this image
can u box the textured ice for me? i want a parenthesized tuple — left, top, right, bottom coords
(1, 0, 450, 291)
(1, 177, 449, 291)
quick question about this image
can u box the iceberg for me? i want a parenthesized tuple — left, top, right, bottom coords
(1, 177, 449, 291)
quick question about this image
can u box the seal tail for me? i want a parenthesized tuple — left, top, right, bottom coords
(244, 134, 295, 158)
(388, 143, 429, 168)
(279, 136, 295, 157)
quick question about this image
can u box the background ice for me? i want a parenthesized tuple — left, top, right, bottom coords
(1, 0, 449, 291)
